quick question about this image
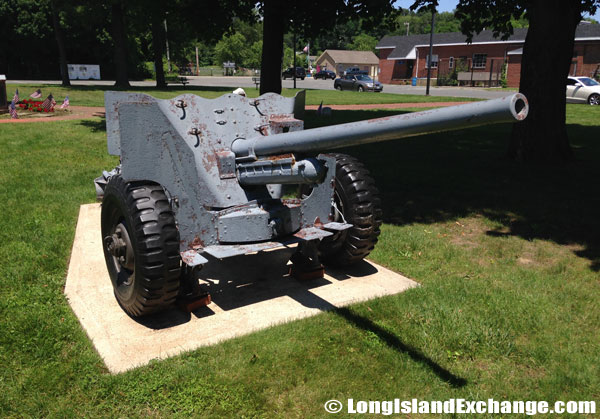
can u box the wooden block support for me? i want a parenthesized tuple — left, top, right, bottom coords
(177, 293, 212, 313)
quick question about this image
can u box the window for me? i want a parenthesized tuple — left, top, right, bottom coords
(472, 54, 487, 69)
(579, 77, 599, 86)
(426, 54, 438, 68)
(449, 57, 454, 69)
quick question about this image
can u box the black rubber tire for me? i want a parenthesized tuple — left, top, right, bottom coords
(588, 93, 600, 105)
(335, 85, 342, 91)
(358, 86, 364, 92)
(319, 153, 382, 266)
(101, 175, 181, 317)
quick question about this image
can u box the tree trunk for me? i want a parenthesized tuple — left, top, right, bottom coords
(508, 0, 581, 162)
(111, 1, 130, 88)
(50, 2, 70, 86)
(260, 0, 285, 94)
(151, 10, 166, 88)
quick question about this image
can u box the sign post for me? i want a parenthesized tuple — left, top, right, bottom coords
(223, 62, 236, 76)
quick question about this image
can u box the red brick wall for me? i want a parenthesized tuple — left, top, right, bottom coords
(414, 43, 522, 78)
(576, 43, 600, 77)
(394, 61, 408, 78)
(379, 39, 600, 86)
(506, 55, 521, 88)
(378, 48, 395, 83)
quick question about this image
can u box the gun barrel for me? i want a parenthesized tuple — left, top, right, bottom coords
(232, 93, 528, 159)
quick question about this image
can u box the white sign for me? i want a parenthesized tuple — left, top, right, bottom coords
(68, 64, 101, 80)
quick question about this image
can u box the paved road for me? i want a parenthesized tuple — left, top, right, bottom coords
(8, 76, 512, 100)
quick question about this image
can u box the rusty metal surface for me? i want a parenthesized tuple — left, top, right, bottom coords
(216, 151, 236, 179)
(322, 222, 353, 231)
(217, 205, 273, 243)
(299, 154, 336, 229)
(105, 90, 307, 252)
(202, 241, 295, 259)
(292, 227, 333, 241)
(105, 92, 157, 155)
(180, 250, 209, 267)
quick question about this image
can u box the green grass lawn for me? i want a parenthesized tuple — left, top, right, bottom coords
(8, 83, 476, 108)
(0, 104, 598, 417)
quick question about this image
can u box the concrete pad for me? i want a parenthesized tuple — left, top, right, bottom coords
(65, 204, 418, 373)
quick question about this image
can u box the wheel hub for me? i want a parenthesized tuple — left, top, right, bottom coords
(104, 223, 134, 271)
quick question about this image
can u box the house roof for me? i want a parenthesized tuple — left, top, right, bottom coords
(317, 49, 379, 65)
(377, 24, 600, 60)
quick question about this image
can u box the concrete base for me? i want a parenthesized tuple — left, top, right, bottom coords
(65, 204, 418, 373)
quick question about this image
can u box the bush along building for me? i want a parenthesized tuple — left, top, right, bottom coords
(376, 23, 600, 87)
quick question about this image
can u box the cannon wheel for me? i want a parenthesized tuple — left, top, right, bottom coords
(101, 175, 181, 317)
(319, 153, 382, 266)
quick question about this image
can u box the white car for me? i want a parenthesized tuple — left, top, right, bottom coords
(566, 76, 600, 105)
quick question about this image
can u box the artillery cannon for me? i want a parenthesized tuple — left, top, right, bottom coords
(96, 91, 528, 317)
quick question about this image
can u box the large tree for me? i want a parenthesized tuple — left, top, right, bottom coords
(49, 0, 70, 86)
(110, 0, 130, 88)
(258, 0, 398, 95)
(412, 0, 600, 162)
(148, 1, 167, 88)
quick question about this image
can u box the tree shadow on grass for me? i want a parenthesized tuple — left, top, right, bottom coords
(78, 117, 106, 132)
(310, 109, 600, 271)
(334, 306, 468, 388)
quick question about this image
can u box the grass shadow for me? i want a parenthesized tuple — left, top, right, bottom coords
(78, 117, 106, 132)
(286, 289, 466, 387)
(335, 307, 467, 388)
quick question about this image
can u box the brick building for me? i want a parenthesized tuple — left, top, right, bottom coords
(376, 24, 600, 87)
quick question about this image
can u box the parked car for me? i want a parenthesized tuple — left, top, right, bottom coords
(343, 67, 368, 76)
(314, 70, 336, 80)
(566, 76, 600, 105)
(282, 67, 306, 80)
(334, 74, 383, 92)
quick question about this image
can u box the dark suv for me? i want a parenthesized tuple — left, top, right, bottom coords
(282, 67, 306, 80)
(344, 67, 368, 76)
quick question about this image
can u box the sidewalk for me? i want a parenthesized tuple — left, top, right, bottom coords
(305, 102, 466, 110)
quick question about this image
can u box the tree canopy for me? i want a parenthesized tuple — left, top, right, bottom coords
(0, 0, 253, 82)
(257, 0, 398, 94)
(412, 0, 600, 162)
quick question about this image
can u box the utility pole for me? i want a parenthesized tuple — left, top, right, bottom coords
(195, 46, 200, 76)
(292, 24, 297, 89)
(425, 8, 436, 96)
(404, 21, 410, 36)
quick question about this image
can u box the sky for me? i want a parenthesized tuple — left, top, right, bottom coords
(395, 0, 459, 14)
(395, 0, 600, 20)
